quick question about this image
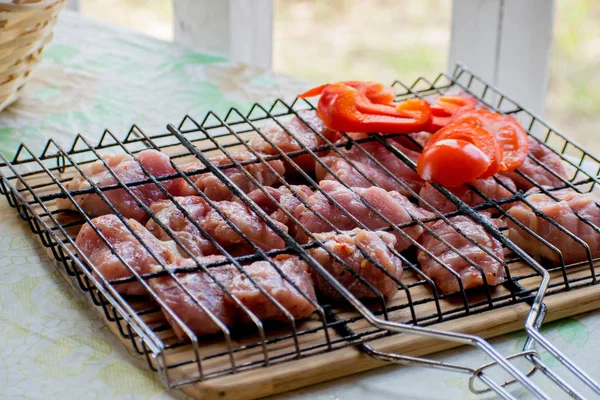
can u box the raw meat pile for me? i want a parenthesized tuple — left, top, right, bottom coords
(65, 101, 585, 341)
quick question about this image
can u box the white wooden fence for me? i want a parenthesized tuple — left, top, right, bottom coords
(67, 0, 556, 114)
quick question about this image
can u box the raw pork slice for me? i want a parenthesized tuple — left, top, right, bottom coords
(200, 200, 288, 252)
(227, 255, 317, 323)
(417, 215, 505, 293)
(150, 256, 237, 339)
(146, 196, 215, 257)
(419, 175, 516, 213)
(501, 137, 568, 190)
(294, 180, 432, 250)
(248, 110, 338, 171)
(58, 150, 187, 221)
(507, 188, 600, 264)
(180, 151, 285, 200)
(152, 255, 317, 340)
(309, 229, 403, 300)
(76, 214, 180, 295)
(246, 185, 313, 236)
(146, 196, 288, 255)
(316, 133, 424, 197)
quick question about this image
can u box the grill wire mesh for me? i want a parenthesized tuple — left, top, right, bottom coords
(0, 64, 599, 398)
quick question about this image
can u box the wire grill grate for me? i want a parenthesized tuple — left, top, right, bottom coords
(1, 64, 599, 398)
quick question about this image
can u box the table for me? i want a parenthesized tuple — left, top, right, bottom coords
(0, 10, 598, 400)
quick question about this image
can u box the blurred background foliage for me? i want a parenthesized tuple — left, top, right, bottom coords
(81, 0, 600, 152)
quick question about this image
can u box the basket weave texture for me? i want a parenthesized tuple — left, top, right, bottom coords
(0, 0, 65, 111)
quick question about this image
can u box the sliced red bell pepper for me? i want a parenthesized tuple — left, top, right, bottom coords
(300, 81, 395, 105)
(299, 84, 327, 98)
(427, 95, 478, 133)
(342, 81, 397, 104)
(300, 82, 431, 134)
(453, 110, 529, 171)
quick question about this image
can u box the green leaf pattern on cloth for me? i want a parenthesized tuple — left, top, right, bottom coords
(513, 318, 591, 368)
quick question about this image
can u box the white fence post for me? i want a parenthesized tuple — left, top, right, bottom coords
(173, 0, 274, 69)
(449, 0, 555, 114)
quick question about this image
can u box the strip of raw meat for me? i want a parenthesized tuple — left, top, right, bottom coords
(248, 110, 338, 171)
(507, 188, 600, 264)
(200, 200, 288, 251)
(76, 214, 181, 295)
(316, 133, 424, 197)
(246, 185, 313, 236)
(146, 196, 216, 257)
(180, 151, 285, 200)
(149, 256, 237, 339)
(308, 229, 403, 300)
(294, 180, 432, 250)
(146, 195, 288, 255)
(151, 255, 317, 340)
(227, 254, 317, 323)
(419, 175, 517, 213)
(417, 215, 505, 293)
(501, 137, 567, 190)
(58, 150, 188, 221)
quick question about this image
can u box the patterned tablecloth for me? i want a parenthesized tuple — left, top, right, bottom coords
(0, 10, 598, 400)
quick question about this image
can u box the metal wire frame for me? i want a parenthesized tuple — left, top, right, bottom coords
(0, 65, 598, 398)
(0, 104, 556, 398)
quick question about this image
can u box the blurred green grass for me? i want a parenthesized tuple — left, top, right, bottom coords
(81, 0, 600, 154)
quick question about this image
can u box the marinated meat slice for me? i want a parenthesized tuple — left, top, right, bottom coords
(181, 151, 285, 200)
(58, 150, 187, 221)
(248, 110, 338, 171)
(316, 134, 424, 197)
(150, 256, 237, 340)
(294, 180, 432, 250)
(76, 214, 180, 295)
(247, 185, 313, 235)
(200, 201, 287, 251)
(152, 255, 316, 340)
(146, 196, 215, 257)
(507, 188, 600, 264)
(309, 229, 403, 300)
(146, 195, 288, 255)
(501, 137, 567, 190)
(228, 255, 317, 323)
(417, 215, 505, 293)
(419, 175, 517, 213)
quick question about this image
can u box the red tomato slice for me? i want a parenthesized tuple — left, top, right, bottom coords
(426, 124, 502, 178)
(427, 95, 478, 132)
(417, 138, 491, 187)
(454, 110, 529, 171)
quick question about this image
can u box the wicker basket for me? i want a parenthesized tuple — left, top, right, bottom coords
(0, 0, 65, 111)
